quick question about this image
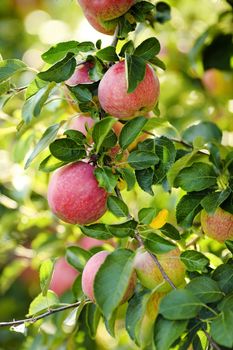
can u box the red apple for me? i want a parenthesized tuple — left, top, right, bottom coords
(47, 161, 108, 224)
(98, 61, 160, 119)
(201, 207, 233, 243)
(68, 115, 95, 136)
(202, 69, 233, 98)
(82, 250, 136, 302)
(84, 12, 117, 35)
(134, 247, 186, 292)
(66, 62, 93, 86)
(50, 258, 78, 296)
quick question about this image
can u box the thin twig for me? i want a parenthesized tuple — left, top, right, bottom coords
(202, 328, 221, 350)
(134, 231, 176, 290)
(0, 300, 89, 328)
(111, 25, 119, 48)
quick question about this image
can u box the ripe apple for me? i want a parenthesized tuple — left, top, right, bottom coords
(202, 69, 233, 98)
(201, 207, 233, 242)
(66, 62, 93, 86)
(47, 161, 108, 224)
(68, 114, 95, 136)
(82, 250, 136, 302)
(134, 247, 186, 292)
(50, 258, 78, 296)
(98, 61, 160, 119)
(78, 0, 134, 34)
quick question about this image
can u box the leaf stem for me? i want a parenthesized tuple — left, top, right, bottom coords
(0, 300, 90, 328)
(202, 328, 221, 350)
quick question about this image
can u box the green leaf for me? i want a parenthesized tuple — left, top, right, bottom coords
(25, 77, 48, 99)
(96, 46, 119, 61)
(225, 240, 233, 254)
(25, 123, 61, 169)
(210, 310, 233, 348)
(104, 309, 118, 337)
(39, 155, 67, 173)
(107, 220, 137, 238)
(155, 2, 171, 23)
(149, 56, 166, 70)
(22, 82, 55, 124)
(100, 129, 117, 149)
(154, 136, 176, 184)
(107, 196, 129, 218)
(28, 291, 59, 316)
(92, 117, 116, 153)
(119, 167, 136, 191)
(186, 277, 223, 303)
(79, 223, 113, 240)
(130, 1, 155, 22)
(180, 251, 209, 272)
(159, 289, 202, 320)
(134, 37, 160, 60)
(76, 41, 95, 52)
(160, 223, 181, 240)
(66, 246, 92, 272)
(64, 129, 86, 144)
(201, 189, 231, 214)
(144, 233, 176, 254)
(119, 40, 135, 57)
(212, 264, 233, 294)
(85, 304, 101, 339)
(167, 151, 197, 187)
(182, 121, 222, 144)
(125, 54, 146, 93)
(67, 85, 92, 103)
(38, 53, 76, 82)
(174, 162, 217, 192)
(42, 41, 80, 64)
(94, 249, 135, 319)
(0, 80, 10, 95)
(119, 116, 148, 150)
(40, 259, 55, 296)
(49, 138, 86, 162)
(94, 167, 118, 193)
(176, 192, 206, 228)
(218, 293, 233, 313)
(126, 290, 151, 345)
(128, 151, 159, 170)
(63, 302, 85, 333)
(135, 168, 154, 195)
(138, 207, 157, 224)
(154, 316, 188, 350)
(72, 275, 84, 300)
(0, 59, 27, 82)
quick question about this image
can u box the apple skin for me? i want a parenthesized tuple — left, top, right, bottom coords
(202, 69, 233, 98)
(68, 115, 95, 136)
(47, 162, 108, 224)
(66, 62, 93, 86)
(82, 250, 136, 302)
(134, 247, 186, 292)
(201, 207, 233, 243)
(50, 258, 78, 296)
(84, 12, 117, 35)
(98, 61, 160, 119)
(78, 0, 134, 22)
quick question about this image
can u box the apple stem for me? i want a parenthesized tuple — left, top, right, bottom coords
(202, 328, 222, 350)
(0, 300, 90, 328)
(134, 231, 177, 290)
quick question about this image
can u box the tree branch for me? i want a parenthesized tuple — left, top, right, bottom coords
(0, 300, 89, 328)
(202, 328, 221, 350)
(134, 231, 176, 290)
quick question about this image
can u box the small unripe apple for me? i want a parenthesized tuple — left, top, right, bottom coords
(66, 62, 93, 86)
(201, 207, 233, 242)
(50, 258, 78, 296)
(98, 61, 160, 119)
(48, 162, 108, 224)
(134, 247, 186, 292)
(82, 250, 136, 302)
(68, 115, 95, 136)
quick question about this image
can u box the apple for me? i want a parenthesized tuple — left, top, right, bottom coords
(78, 0, 134, 34)
(201, 207, 233, 243)
(98, 61, 160, 119)
(202, 69, 233, 98)
(68, 115, 95, 136)
(134, 247, 186, 292)
(66, 62, 93, 86)
(47, 161, 108, 224)
(82, 250, 136, 302)
(50, 258, 78, 296)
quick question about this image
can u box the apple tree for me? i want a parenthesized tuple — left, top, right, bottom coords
(0, 1, 233, 349)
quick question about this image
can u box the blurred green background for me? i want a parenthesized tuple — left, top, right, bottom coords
(0, 0, 232, 349)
